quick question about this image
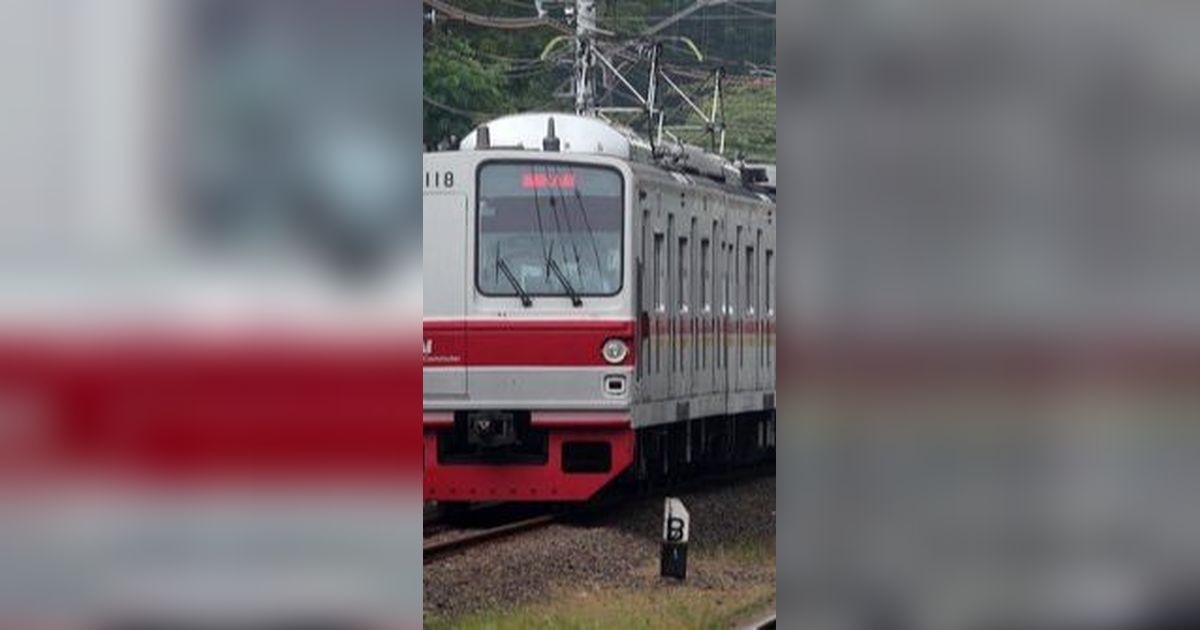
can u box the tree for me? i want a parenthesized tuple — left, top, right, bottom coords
(422, 1, 777, 160)
(423, 33, 512, 147)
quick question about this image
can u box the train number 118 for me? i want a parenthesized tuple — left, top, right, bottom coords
(425, 171, 454, 189)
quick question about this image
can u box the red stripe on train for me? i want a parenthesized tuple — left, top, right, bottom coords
(0, 336, 422, 483)
(423, 319, 635, 367)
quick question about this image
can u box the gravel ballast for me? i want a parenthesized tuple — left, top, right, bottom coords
(424, 475, 776, 621)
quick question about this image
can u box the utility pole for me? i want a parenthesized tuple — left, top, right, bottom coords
(710, 67, 725, 154)
(646, 42, 661, 141)
(573, 0, 597, 114)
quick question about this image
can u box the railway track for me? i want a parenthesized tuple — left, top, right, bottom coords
(743, 611, 776, 630)
(424, 500, 553, 537)
(423, 460, 774, 565)
(424, 513, 557, 564)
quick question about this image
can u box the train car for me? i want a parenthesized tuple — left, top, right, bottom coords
(423, 112, 775, 503)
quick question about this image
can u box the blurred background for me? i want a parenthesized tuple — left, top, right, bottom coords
(0, 0, 422, 626)
(778, 1, 1200, 628)
(422, 0, 775, 160)
(13, 0, 1200, 626)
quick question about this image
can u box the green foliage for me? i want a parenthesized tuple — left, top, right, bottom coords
(424, 33, 512, 145)
(672, 80, 776, 161)
(424, 1, 776, 161)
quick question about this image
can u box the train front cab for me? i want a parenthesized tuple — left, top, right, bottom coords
(423, 152, 638, 502)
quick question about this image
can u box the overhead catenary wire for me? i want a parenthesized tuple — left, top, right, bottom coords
(724, 2, 776, 19)
(423, 94, 561, 122)
(423, 0, 775, 160)
(423, 94, 504, 122)
(441, 50, 560, 78)
(600, 13, 774, 23)
(424, 0, 571, 34)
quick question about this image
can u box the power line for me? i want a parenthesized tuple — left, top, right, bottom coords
(424, 0, 571, 34)
(725, 2, 776, 19)
(475, 48, 561, 66)
(641, 0, 733, 37)
(493, 0, 542, 9)
(423, 94, 504, 121)
(431, 41, 557, 72)
(600, 13, 774, 22)
(423, 0, 775, 158)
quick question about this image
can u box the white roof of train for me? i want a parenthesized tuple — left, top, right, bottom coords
(460, 112, 652, 160)
(457, 112, 773, 194)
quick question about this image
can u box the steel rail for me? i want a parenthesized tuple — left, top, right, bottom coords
(741, 611, 776, 630)
(424, 514, 557, 564)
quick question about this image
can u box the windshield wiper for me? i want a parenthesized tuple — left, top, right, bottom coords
(496, 256, 533, 307)
(546, 256, 583, 307)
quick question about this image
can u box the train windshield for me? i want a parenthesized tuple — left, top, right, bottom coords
(477, 162, 624, 298)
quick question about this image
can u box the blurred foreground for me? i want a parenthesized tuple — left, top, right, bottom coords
(0, 0, 422, 626)
(778, 1, 1200, 628)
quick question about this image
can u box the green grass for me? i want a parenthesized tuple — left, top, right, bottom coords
(427, 539, 776, 629)
(425, 584, 776, 630)
(696, 538, 776, 565)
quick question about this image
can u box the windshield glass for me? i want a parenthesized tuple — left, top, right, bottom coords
(477, 162, 624, 297)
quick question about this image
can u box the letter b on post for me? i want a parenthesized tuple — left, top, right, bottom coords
(661, 497, 689, 579)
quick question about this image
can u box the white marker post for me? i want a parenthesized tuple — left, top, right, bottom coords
(661, 497, 689, 579)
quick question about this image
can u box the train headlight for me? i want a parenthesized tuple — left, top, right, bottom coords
(602, 338, 629, 364)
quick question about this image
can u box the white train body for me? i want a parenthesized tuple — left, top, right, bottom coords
(423, 113, 775, 502)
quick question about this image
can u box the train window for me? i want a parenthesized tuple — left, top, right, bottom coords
(721, 244, 728, 318)
(678, 237, 689, 312)
(654, 233, 664, 311)
(766, 249, 774, 315)
(756, 230, 763, 302)
(745, 246, 754, 315)
(735, 226, 742, 314)
(476, 162, 624, 297)
(700, 239, 711, 309)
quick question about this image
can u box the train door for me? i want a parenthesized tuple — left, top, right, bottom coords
(648, 192, 668, 403)
(764, 241, 776, 394)
(754, 227, 763, 392)
(700, 215, 715, 396)
(666, 210, 676, 399)
(721, 228, 732, 405)
(739, 225, 748, 393)
(423, 191, 468, 399)
(709, 217, 721, 399)
(638, 206, 650, 391)
(729, 222, 739, 393)
(688, 216, 698, 397)
(678, 213, 694, 399)
(708, 211, 723, 410)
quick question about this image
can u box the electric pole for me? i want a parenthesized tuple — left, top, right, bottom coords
(573, 0, 597, 114)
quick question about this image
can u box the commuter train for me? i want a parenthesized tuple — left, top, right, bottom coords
(423, 113, 775, 503)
